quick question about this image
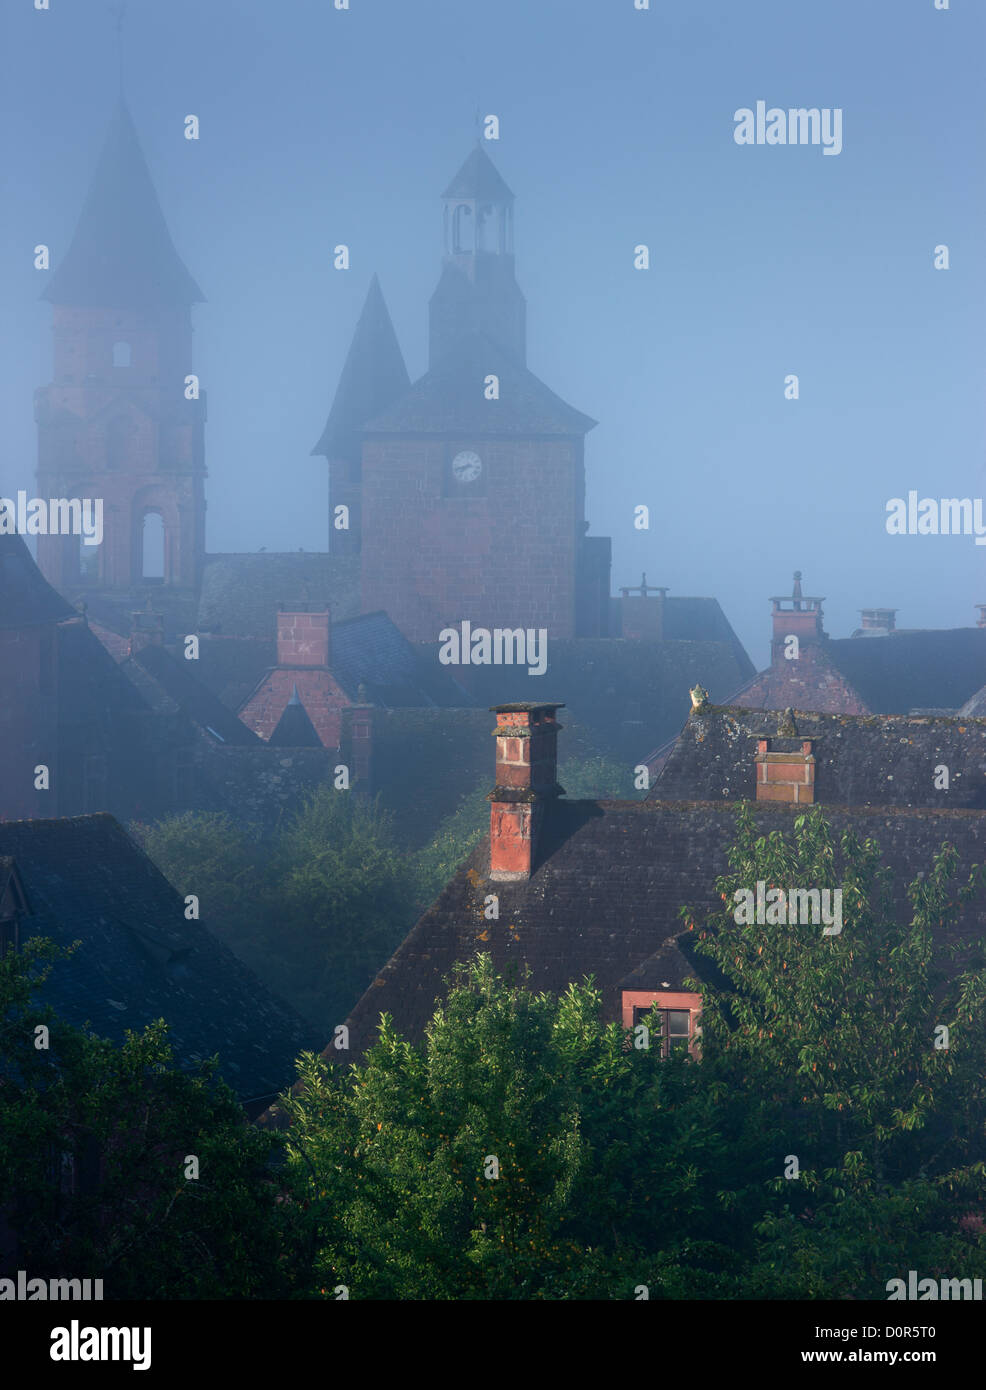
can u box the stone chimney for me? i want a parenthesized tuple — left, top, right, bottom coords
(770, 571, 825, 663)
(976, 604, 986, 630)
(858, 607, 896, 635)
(617, 574, 667, 641)
(276, 604, 330, 667)
(488, 702, 565, 881)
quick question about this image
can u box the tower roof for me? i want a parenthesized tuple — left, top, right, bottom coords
(365, 331, 596, 437)
(268, 686, 323, 747)
(0, 533, 76, 629)
(442, 145, 514, 203)
(43, 102, 203, 308)
(311, 275, 410, 459)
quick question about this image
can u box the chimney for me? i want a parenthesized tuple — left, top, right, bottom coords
(130, 605, 164, 654)
(770, 570, 825, 663)
(977, 605, 986, 630)
(488, 702, 565, 881)
(276, 604, 330, 667)
(754, 731, 816, 804)
(858, 607, 896, 635)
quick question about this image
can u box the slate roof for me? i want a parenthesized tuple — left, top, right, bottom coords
(0, 534, 76, 628)
(331, 611, 468, 707)
(43, 102, 203, 308)
(364, 331, 597, 437)
(648, 704, 986, 809)
(822, 629, 986, 714)
(442, 145, 515, 203)
(197, 553, 360, 639)
(0, 815, 315, 1107)
(125, 642, 260, 746)
(332, 797, 986, 1060)
(311, 276, 410, 460)
(269, 688, 322, 747)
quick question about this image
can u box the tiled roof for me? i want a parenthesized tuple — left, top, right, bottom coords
(331, 611, 468, 707)
(0, 815, 315, 1106)
(0, 534, 76, 628)
(127, 643, 260, 746)
(649, 705, 986, 809)
(364, 331, 597, 437)
(822, 629, 986, 713)
(197, 553, 360, 639)
(335, 797, 986, 1059)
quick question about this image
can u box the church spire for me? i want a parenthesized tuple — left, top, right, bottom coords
(311, 275, 409, 461)
(43, 101, 203, 308)
(429, 145, 526, 367)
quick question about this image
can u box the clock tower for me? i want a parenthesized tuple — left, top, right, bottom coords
(357, 145, 609, 642)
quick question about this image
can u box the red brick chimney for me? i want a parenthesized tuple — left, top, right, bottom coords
(488, 702, 565, 882)
(754, 736, 816, 803)
(276, 605, 330, 667)
(770, 571, 825, 663)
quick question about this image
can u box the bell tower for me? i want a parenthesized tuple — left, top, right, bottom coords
(429, 145, 527, 367)
(35, 102, 206, 602)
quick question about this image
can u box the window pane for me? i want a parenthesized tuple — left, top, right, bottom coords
(668, 1010, 690, 1036)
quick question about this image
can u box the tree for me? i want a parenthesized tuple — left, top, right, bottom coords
(0, 939, 303, 1299)
(680, 803, 986, 1297)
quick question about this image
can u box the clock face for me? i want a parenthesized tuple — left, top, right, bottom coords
(451, 449, 483, 483)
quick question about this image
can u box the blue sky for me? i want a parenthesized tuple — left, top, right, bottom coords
(1, 0, 983, 668)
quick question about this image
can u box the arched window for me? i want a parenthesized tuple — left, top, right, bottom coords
(112, 341, 131, 368)
(141, 512, 165, 581)
(452, 203, 473, 254)
(477, 203, 497, 252)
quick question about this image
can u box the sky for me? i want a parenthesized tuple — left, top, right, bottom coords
(1, 0, 983, 669)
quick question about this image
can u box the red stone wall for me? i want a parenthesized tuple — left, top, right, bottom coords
(238, 668, 350, 749)
(35, 305, 205, 595)
(359, 436, 580, 642)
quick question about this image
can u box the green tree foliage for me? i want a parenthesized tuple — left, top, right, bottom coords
(0, 940, 298, 1299)
(682, 803, 986, 1297)
(137, 790, 417, 1029)
(279, 808, 986, 1299)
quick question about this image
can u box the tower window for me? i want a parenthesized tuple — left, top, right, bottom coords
(452, 203, 473, 254)
(112, 341, 132, 368)
(140, 511, 166, 581)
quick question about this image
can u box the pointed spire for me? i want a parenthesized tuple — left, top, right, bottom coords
(311, 275, 410, 459)
(442, 146, 514, 203)
(268, 690, 322, 748)
(44, 102, 203, 308)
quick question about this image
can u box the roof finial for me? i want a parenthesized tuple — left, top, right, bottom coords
(108, 1, 127, 98)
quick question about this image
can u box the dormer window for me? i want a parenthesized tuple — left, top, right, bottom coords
(622, 988, 702, 1058)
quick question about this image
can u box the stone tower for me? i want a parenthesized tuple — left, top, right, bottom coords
(35, 102, 206, 605)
